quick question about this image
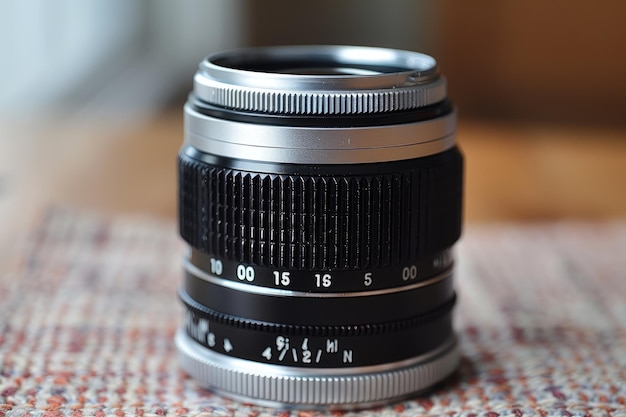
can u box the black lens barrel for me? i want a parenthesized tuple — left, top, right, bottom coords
(176, 46, 463, 408)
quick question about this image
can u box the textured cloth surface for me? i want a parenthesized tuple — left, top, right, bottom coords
(1, 209, 625, 417)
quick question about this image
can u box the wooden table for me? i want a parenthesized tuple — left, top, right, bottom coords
(2, 111, 625, 243)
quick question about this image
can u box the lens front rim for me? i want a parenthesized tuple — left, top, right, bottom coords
(195, 45, 446, 115)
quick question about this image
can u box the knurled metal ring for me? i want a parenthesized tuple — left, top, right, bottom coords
(194, 45, 447, 115)
(175, 329, 459, 408)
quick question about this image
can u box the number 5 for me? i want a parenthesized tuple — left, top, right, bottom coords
(364, 272, 372, 287)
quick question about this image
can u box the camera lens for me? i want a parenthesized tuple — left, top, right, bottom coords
(176, 45, 463, 408)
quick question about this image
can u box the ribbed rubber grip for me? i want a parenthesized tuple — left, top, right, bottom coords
(178, 148, 462, 270)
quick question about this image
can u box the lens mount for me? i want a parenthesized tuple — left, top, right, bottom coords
(176, 329, 459, 409)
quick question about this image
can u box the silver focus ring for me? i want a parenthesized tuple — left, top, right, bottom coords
(175, 329, 459, 408)
(195, 45, 447, 115)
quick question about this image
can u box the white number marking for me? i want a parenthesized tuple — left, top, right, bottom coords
(209, 258, 223, 275)
(402, 265, 418, 281)
(315, 273, 332, 288)
(273, 271, 291, 286)
(261, 347, 272, 360)
(236, 264, 255, 282)
(223, 338, 233, 352)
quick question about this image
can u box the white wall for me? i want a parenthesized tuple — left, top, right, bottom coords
(0, 0, 244, 118)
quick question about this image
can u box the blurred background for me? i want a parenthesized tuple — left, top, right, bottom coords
(1, 0, 625, 239)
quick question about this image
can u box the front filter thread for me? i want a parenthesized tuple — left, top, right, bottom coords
(176, 45, 463, 409)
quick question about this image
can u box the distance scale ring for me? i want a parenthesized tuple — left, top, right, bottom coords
(180, 288, 456, 367)
(188, 248, 453, 292)
(184, 266, 455, 326)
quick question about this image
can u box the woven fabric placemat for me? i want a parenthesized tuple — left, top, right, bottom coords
(1, 209, 625, 417)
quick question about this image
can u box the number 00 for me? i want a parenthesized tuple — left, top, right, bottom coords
(402, 265, 418, 281)
(237, 265, 255, 281)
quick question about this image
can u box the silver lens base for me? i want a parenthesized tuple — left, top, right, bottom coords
(175, 329, 459, 409)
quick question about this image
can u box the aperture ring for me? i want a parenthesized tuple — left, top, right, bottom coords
(181, 288, 456, 367)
